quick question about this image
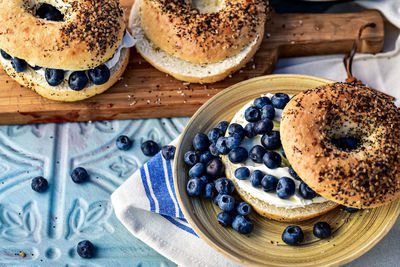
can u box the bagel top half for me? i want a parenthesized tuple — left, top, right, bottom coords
(0, 0, 125, 70)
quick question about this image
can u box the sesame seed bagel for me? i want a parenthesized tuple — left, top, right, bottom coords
(0, 0, 125, 70)
(281, 83, 400, 209)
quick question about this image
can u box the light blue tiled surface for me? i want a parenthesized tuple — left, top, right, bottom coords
(0, 118, 189, 266)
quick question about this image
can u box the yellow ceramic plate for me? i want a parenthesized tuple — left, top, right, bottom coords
(173, 74, 400, 267)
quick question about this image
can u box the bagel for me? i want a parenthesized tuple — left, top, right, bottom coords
(0, 0, 133, 101)
(281, 83, 400, 209)
(129, 0, 268, 83)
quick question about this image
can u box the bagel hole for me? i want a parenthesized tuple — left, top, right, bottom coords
(325, 118, 363, 151)
(24, 1, 65, 22)
(331, 137, 360, 151)
(191, 0, 224, 12)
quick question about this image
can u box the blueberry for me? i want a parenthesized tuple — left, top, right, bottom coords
(234, 167, 250, 180)
(344, 206, 359, 213)
(254, 96, 272, 109)
(249, 145, 266, 163)
(199, 151, 214, 164)
(186, 178, 204, 197)
(261, 131, 281, 150)
(217, 211, 233, 227)
(260, 104, 275, 120)
(36, 3, 64, 21)
(254, 119, 273, 135)
(282, 226, 304, 245)
(207, 128, 223, 143)
(299, 182, 316, 199)
(77, 240, 95, 258)
(289, 166, 301, 180)
(71, 167, 89, 183)
(214, 193, 223, 205)
(313, 222, 332, 239)
(0, 49, 11, 60)
(203, 182, 215, 198)
(45, 68, 64, 86)
(244, 122, 257, 138)
(236, 202, 251, 216)
(31, 176, 49, 192)
(217, 121, 229, 134)
(116, 135, 133, 151)
(263, 151, 282, 169)
(193, 133, 209, 151)
(272, 93, 290, 109)
(276, 177, 295, 199)
(161, 145, 176, 160)
(11, 57, 27, 73)
(189, 163, 205, 178)
(332, 137, 359, 150)
(261, 174, 278, 192)
(69, 71, 88, 91)
(87, 64, 111, 85)
(228, 147, 248, 163)
(141, 140, 160, 156)
(206, 158, 225, 178)
(199, 175, 211, 184)
(218, 194, 235, 211)
(214, 178, 234, 195)
(250, 170, 263, 187)
(228, 123, 245, 139)
(281, 148, 286, 158)
(226, 134, 241, 150)
(184, 151, 199, 166)
(209, 143, 219, 156)
(216, 137, 230, 155)
(30, 65, 42, 70)
(244, 106, 260, 122)
(232, 215, 254, 234)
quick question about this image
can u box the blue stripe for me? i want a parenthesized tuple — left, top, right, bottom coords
(140, 165, 156, 212)
(166, 159, 185, 219)
(146, 153, 176, 216)
(162, 215, 197, 236)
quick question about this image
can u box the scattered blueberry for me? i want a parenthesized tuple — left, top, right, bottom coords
(344, 206, 359, 213)
(214, 178, 234, 194)
(250, 170, 263, 187)
(313, 222, 332, 239)
(281, 148, 286, 158)
(11, 57, 27, 73)
(244, 122, 257, 138)
(71, 167, 89, 183)
(244, 106, 260, 122)
(36, 3, 64, 21)
(214, 193, 223, 205)
(189, 163, 205, 178)
(77, 240, 95, 259)
(234, 167, 250, 180)
(184, 151, 199, 166)
(88, 64, 110, 85)
(199, 151, 214, 164)
(228, 147, 248, 164)
(261, 174, 278, 192)
(206, 158, 225, 178)
(282, 226, 304, 245)
(217, 121, 229, 134)
(332, 137, 359, 151)
(208, 128, 223, 143)
(141, 140, 160, 156)
(249, 145, 266, 163)
(232, 215, 254, 234)
(299, 182, 316, 199)
(272, 93, 290, 109)
(289, 166, 301, 180)
(260, 104, 275, 120)
(45, 68, 64, 86)
(254, 96, 272, 109)
(193, 133, 209, 151)
(116, 135, 133, 151)
(226, 134, 241, 150)
(199, 175, 211, 184)
(203, 182, 215, 198)
(69, 71, 88, 91)
(261, 131, 281, 150)
(186, 178, 205, 197)
(276, 177, 295, 199)
(31, 176, 49, 192)
(162, 145, 176, 160)
(254, 119, 273, 135)
(0, 49, 11, 60)
(236, 202, 251, 216)
(216, 137, 230, 155)
(209, 143, 219, 156)
(228, 123, 245, 139)
(218, 194, 235, 212)
(263, 151, 282, 169)
(217, 212, 233, 227)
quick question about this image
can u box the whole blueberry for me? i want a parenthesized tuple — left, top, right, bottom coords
(199, 175, 211, 184)
(332, 137, 359, 151)
(244, 123, 257, 138)
(214, 178, 234, 195)
(189, 163, 205, 178)
(260, 104, 275, 120)
(289, 166, 301, 180)
(45, 68, 64, 86)
(199, 151, 214, 164)
(244, 106, 260, 122)
(214, 193, 223, 205)
(71, 167, 89, 183)
(276, 177, 295, 199)
(217, 211, 233, 227)
(69, 71, 88, 91)
(232, 215, 254, 234)
(184, 151, 199, 166)
(228, 123, 245, 140)
(236, 202, 251, 216)
(208, 128, 223, 143)
(254, 96, 272, 109)
(249, 145, 266, 163)
(11, 57, 27, 73)
(0, 49, 11, 60)
(36, 3, 64, 21)
(116, 135, 133, 151)
(344, 206, 359, 213)
(209, 143, 219, 156)
(88, 64, 111, 85)
(203, 182, 215, 198)
(77, 240, 95, 258)
(250, 170, 263, 187)
(282, 226, 304, 245)
(261, 174, 278, 192)
(313, 222, 332, 239)
(226, 134, 241, 150)
(216, 137, 230, 155)
(261, 131, 281, 150)
(141, 140, 160, 156)
(186, 178, 205, 197)
(234, 167, 250, 180)
(31, 176, 49, 192)
(161, 145, 176, 160)
(263, 151, 282, 169)
(272, 93, 290, 109)
(281, 148, 286, 158)
(254, 119, 273, 135)
(228, 147, 248, 164)
(206, 158, 225, 178)
(193, 133, 209, 151)
(217, 121, 229, 134)
(218, 194, 235, 212)
(299, 182, 316, 199)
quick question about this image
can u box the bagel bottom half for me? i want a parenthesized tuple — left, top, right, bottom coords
(0, 49, 130, 102)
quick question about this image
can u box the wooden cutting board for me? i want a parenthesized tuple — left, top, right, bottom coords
(0, 1, 384, 125)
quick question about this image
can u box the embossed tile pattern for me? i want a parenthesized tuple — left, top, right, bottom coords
(0, 118, 189, 266)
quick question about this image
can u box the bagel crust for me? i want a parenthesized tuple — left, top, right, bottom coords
(0, 0, 125, 70)
(281, 83, 400, 208)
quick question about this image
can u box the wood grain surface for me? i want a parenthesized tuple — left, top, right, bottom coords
(0, 1, 384, 125)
